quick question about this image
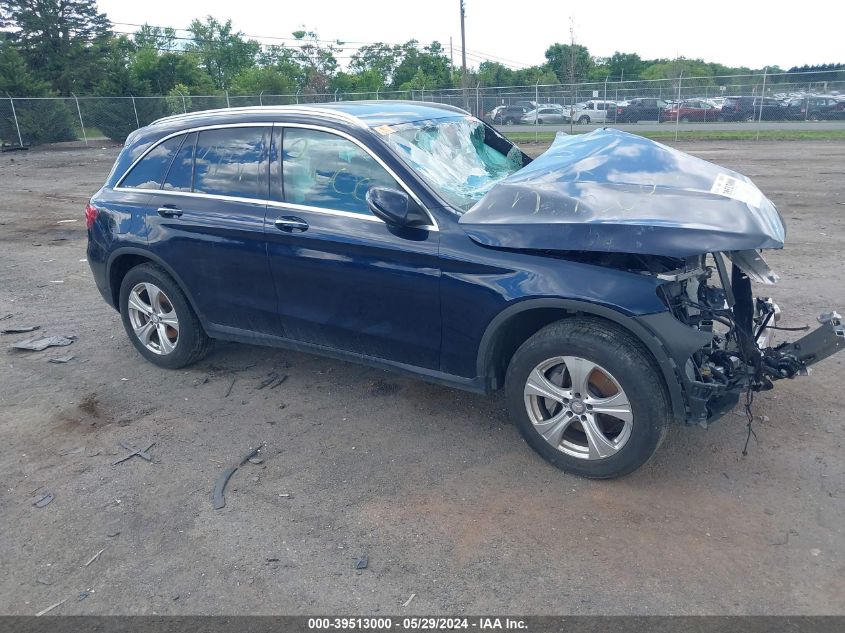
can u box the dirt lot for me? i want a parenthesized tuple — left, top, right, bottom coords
(0, 139, 843, 616)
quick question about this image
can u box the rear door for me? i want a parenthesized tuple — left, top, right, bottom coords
(139, 125, 281, 335)
(265, 124, 442, 369)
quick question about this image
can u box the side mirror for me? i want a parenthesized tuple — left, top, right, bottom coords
(365, 186, 429, 228)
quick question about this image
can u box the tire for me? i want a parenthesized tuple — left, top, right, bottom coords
(537, 118, 544, 125)
(119, 263, 212, 369)
(504, 317, 670, 479)
(809, 112, 821, 121)
(680, 116, 690, 123)
(578, 115, 590, 124)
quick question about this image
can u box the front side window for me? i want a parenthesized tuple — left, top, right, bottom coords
(120, 134, 184, 189)
(193, 127, 266, 200)
(282, 128, 397, 215)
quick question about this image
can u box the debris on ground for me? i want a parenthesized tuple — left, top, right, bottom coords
(84, 548, 105, 567)
(224, 376, 236, 398)
(0, 313, 12, 321)
(48, 354, 75, 364)
(36, 578, 52, 586)
(112, 441, 155, 465)
(11, 335, 75, 351)
(35, 598, 67, 616)
(77, 591, 90, 602)
(257, 371, 287, 390)
(32, 492, 55, 508)
(1, 325, 40, 334)
(356, 551, 369, 570)
(402, 593, 416, 607)
(247, 456, 263, 465)
(212, 443, 265, 510)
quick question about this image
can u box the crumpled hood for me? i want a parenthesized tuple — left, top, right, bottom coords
(459, 128, 785, 258)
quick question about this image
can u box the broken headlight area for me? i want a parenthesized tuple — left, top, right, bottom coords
(657, 250, 844, 425)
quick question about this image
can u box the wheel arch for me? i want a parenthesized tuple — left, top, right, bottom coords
(107, 248, 205, 324)
(476, 298, 687, 423)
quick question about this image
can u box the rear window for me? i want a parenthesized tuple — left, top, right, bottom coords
(193, 127, 266, 200)
(120, 134, 184, 189)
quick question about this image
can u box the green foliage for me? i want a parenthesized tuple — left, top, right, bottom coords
(186, 16, 260, 89)
(545, 43, 593, 83)
(0, 39, 76, 144)
(0, 0, 111, 95)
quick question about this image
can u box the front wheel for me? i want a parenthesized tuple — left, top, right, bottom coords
(505, 318, 670, 478)
(578, 115, 590, 124)
(119, 263, 212, 369)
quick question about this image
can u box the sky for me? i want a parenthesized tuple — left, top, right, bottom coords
(98, 0, 844, 71)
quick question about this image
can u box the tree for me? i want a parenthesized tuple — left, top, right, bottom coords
(186, 16, 260, 89)
(392, 41, 452, 90)
(605, 52, 647, 80)
(0, 37, 77, 144)
(287, 30, 341, 95)
(349, 43, 401, 85)
(544, 43, 593, 83)
(0, 0, 111, 94)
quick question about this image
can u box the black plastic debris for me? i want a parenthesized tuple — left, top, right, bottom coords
(113, 441, 155, 465)
(11, 335, 75, 351)
(2, 325, 40, 334)
(257, 371, 287, 390)
(356, 552, 369, 570)
(33, 492, 54, 508)
(212, 443, 264, 510)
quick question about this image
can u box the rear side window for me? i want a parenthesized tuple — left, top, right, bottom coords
(193, 127, 266, 200)
(120, 134, 184, 189)
(163, 132, 196, 192)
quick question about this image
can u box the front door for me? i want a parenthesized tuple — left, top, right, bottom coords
(265, 125, 442, 369)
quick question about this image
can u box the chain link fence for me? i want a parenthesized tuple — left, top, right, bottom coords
(2, 69, 843, 147)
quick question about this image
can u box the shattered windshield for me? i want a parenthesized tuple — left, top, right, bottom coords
(380, 116, 528, 212)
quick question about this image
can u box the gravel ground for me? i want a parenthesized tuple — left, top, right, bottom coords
(0, 139, 843, 616)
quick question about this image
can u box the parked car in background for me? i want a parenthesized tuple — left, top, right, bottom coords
(783, 96, 845, 121)
(661, 99, 722, 122)
(613, 98, 668, 123)
(719, 96, 786, 121)
(521, 106, 569, 124)
(488, 104, 532, 124)
(570, 100, 615, 124)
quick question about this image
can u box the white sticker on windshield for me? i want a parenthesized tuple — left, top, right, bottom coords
(710, 173, 763, 208)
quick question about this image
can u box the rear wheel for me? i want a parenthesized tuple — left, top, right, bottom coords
(505, 318, 670, 478)
(119, 263, 212, 369)
(578, 115, 590, 124)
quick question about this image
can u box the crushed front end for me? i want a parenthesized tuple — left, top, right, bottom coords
(656, 250, 844, 426)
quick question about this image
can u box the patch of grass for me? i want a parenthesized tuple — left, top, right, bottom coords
(506, 128, 845, 143)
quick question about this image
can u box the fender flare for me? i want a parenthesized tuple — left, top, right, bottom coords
(475, 298, 688, 423)
(106, 246, 207, 326)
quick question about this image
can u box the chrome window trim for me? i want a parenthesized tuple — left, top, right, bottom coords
(114, 120, 438, 231)
(151, 105, 365, 129)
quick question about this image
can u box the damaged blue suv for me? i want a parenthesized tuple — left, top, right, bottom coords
(87, 102, 844, 478)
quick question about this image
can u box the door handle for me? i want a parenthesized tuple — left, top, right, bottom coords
(274, 216, 309, 232)
(157, 205, 183, 218)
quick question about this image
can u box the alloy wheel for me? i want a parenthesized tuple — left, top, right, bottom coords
(523, 356, 633, 460)
(126, 282, 180, 355)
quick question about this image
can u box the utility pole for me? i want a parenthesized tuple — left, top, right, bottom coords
(568, 18, 576, 134)
(450, 36, 454, 71)
(460, 0, 469, 112)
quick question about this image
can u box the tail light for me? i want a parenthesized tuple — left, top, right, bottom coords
(85, 202, 99, 229)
